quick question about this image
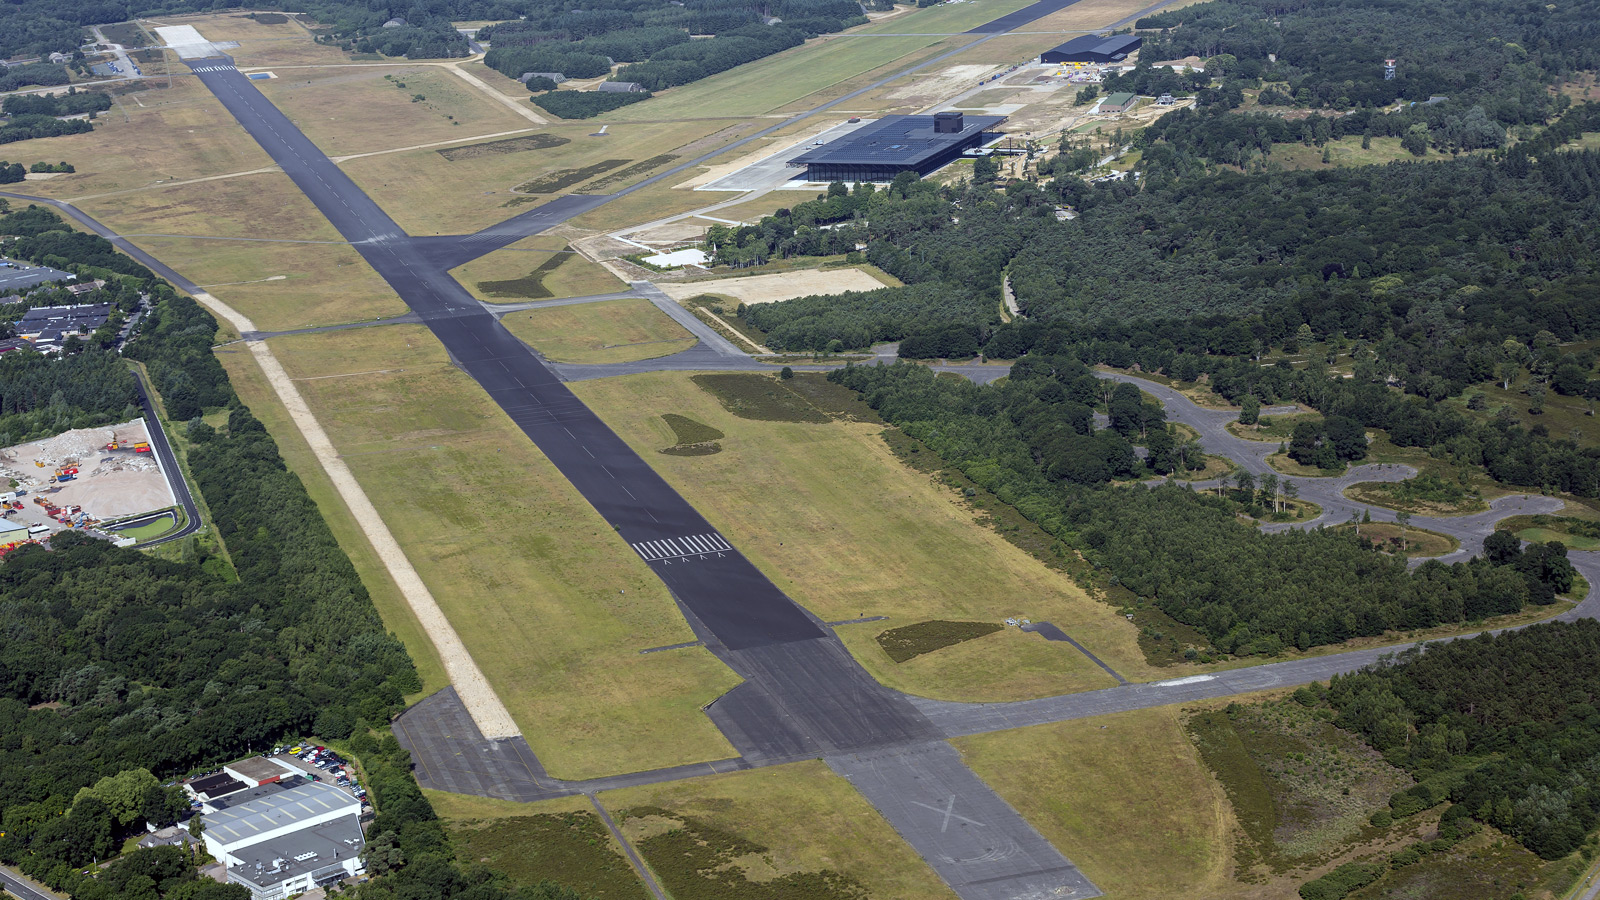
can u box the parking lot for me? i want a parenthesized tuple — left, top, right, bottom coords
(269, 746, 369, 807)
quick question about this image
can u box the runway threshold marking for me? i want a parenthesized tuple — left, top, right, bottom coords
(632, 532, 732, 562)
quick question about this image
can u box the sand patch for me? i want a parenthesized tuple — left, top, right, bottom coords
(658, 268, 887, 304)
(0, 419, 175, 521)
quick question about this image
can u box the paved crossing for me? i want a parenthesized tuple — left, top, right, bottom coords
(633, 532, 734, 561)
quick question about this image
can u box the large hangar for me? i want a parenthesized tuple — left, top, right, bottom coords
(1042, 32, 1142, 64)
(788, 112, 1006, 182)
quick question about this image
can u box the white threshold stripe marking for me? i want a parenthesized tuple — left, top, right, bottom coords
(632, 532, 733, 561)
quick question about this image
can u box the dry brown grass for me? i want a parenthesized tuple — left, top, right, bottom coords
(74, 173, 407, 330)
(338, 118, 726, 234)
(501, 299, 695, 364)
(264, 326, 741, 779)
(572, 371, 1152, 699)
(601, 761, 955, 900)
(955, 706, 1232, 900)
(257, 65, 532, 158)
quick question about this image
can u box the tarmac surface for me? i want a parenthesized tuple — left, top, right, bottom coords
(23, 7, 1577, 895)
(181, 53, 1101, 900)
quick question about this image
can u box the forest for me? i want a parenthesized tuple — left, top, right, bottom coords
(2, 89, 115, 118)
(829, 358, 1577, 656)
(1324, 620, 1600, 859)
(1133, 0, 1600, 126)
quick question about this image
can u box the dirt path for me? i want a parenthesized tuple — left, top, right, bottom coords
(193, 290, 523, 740)
(444, 61, 550, 125)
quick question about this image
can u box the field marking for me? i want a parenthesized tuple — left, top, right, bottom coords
(632, 532, 733, 561)
(190, 289, 523, 740)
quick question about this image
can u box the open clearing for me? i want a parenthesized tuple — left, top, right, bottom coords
(257, 65, 532, 158)
(1331, 523, 1460, 558)
(501, 299, 696, 364)
(6, 78, 274, 201)
(338, 118, 725, 234)
(450, 236, 628, 303)
(602, 761, 955, 900)
(657, 267, 889, 305)
(955, 706, 1231, 899)
(161, 12, 369, 68)
(573, 371, 1148, 699)
(264, 326, 740, 779)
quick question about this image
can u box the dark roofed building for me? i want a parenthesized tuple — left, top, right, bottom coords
(1100, 91, 1137, 113)
(189, 772, 247, 801)
(1041, 33, 1142, 65)
(519, 71, 566, 83)
(789, 112, 1005, 182)
(597, 81, 645, 93)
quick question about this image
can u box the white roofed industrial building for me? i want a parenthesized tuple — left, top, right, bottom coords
(200, 780, 365, 900)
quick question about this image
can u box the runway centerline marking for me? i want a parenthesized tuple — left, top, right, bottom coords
(911, 797, 986, 833)
(633, 532, 732, 562)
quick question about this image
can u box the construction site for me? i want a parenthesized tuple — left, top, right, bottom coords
(0, 419, 179, 552)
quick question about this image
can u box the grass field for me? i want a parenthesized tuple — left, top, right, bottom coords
(1445, 377, 1600, 449)
(1185, 699, 1414, 880)
(500, 299, 696, 364)
(73, 173, 407, 330)
(606, 34, 958, 121)
(955, 707, 1231, 899)
(1343, 481, 1488, 516)
(161, 12, 359, 68)
(6, 77, 273, 201)
(262, 326, 740, 779)
(446, 807, 648, 900)
(215, 345, 449, 703)
(257, 65, 532, 158)
(602, 761, 955, 900)
(338, 118, 726, 234)
(1518, 527, 1600, 550)
(111, 513, 176, 541)
(1331, 522, 1459, 558)
(451, 237, 628, 303)
(573, 371, 1149, 698)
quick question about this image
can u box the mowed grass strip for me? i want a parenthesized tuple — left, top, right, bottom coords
(452, 238, 629, 303)
(572, 371, 1141, 701)
(954, 707, 1232, 900)
(265, 326, 739, 779)
(501, 299, 695, 364)
(340, 118, 725, 234)
(257, 65, 532, 158)
(876, 619, 1002, 662)
(602, 761, 955, 900)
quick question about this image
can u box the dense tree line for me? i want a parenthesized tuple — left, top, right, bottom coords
(482, 0, 863, 94)
(2, 88, 113, 118)
(1134, 0, 1600, 126)
(831, 359, 1574, 655)
(0, 114, 94, 145)
(0, 349, 138, 444)
(531, 88, 650, 119)
(0, 63, 72, 93)
(0, 257, 419, 890)
(1326, 620, 1600, 858)
(1, 203, 154, 280)
(745, 283, 992, 353)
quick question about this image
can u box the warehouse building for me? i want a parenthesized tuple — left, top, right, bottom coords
(789, 112, 1006, 182)
(1041, 33, 1142, 65)
(597, 80, 645, 93)
(223, 757, 293, 788)
(201, 779, 365, 900)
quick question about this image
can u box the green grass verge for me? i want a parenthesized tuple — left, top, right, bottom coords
(112, 512, 177, 542)
(658, 413, 725, 456)
(875, 619, 1003, 663)
(1344, 481, 1489, 516)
